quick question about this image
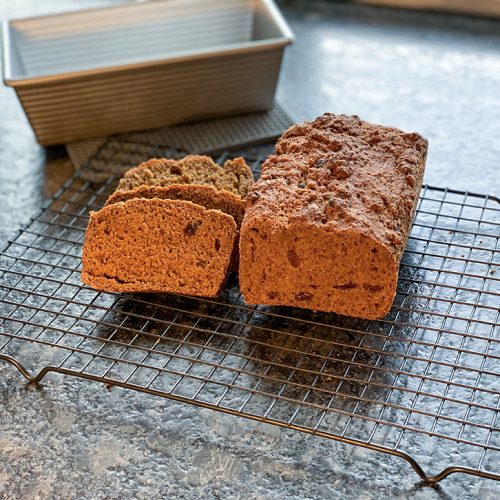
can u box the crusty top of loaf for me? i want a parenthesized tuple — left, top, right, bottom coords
(246, 113, 428, 257)
(117, 155, 254, 197)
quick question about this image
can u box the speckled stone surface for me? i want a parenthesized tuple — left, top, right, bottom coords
(0, 367, 498, 500)
(1, 1, 500, 499)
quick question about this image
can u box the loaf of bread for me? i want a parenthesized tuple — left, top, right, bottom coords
(117, 155, 254, 197)
(81, 198, 237, 296)
(239, 113, 428, 319)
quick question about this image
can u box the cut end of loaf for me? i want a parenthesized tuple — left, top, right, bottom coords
(81, 198, 237, 297)
(239, 219, 398, 320)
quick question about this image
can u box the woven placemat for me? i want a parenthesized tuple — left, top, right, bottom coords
(66, 104, 294, 169)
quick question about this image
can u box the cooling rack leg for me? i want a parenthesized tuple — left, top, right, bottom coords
(425, 466, 500, 485)
(329, 436, 499, 484)
(0, 354, 58, 385)
(0, 353, 37, 383)
(346, 440, 433, 484)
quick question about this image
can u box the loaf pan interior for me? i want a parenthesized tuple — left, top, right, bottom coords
(3, 0, 293, 84)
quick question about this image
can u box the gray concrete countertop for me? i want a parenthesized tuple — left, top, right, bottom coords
(1, 1, 499, 498)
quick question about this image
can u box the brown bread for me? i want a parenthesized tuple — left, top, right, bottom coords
(239, 113, 428, 319)
(117, 155, 254, 197)
(106, 183, 246, 271)
(82, 198, 237, 297)
(106, 184, 245, 227)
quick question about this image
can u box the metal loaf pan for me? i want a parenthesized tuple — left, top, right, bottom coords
(2, 0, 293, 145)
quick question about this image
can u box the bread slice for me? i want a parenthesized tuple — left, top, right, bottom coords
(81, 198, 237, 297)
(239, 113, 428, 319)
(106, 184, 245, 227)
(106, 183, 245, 271)
(117, 155, 254, 197)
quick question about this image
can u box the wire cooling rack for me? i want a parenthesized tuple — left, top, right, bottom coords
(0, 139, 499, 486)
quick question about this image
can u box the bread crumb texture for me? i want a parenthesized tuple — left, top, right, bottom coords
(106, 183, 246, 272)
(82, 199, 237, 297)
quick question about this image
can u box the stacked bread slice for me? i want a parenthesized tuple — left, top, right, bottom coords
(81, 155, 253, 297)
